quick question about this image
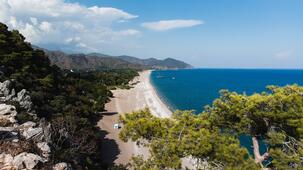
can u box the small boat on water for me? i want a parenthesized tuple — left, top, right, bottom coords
(156, 75, 176, 79)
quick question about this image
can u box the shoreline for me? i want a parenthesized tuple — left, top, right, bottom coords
(97, 70, 172, 165)
(142, 70, 173, 118)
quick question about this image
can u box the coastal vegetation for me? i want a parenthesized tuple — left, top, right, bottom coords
(120, 85, 303, 169)
(0, 22, 138, 169)
(1, 20, 302, 170)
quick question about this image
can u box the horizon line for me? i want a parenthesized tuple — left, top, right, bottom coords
(189, 67, 303, 70)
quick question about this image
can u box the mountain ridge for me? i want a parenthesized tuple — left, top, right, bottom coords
(35, 46, 193, 70)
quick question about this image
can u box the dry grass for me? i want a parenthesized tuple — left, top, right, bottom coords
(0, 119, 12, 127)
(0, 140, 41, 156)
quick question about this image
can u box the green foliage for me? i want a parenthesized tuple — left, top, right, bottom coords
(0, 22, 138, 169)
(120, 109, 258, 169)
(206, 86, 303, 137)
(120, 85, 303, 169)
(266, 131, 286, 146)
(269, 148, 301, 169)
(130, 155, 161, 170)
(203, 85, 303, 168)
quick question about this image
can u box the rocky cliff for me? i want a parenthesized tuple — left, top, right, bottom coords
(0, 80, 70, 170)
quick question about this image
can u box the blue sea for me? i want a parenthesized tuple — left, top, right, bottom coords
(150, 68, 303, 156)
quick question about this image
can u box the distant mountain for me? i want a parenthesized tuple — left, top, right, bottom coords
(91, 53, 193, 69)
(39, 48, 144, 70)
(116, 55, 193, 69)
(36, 47, 193, 70)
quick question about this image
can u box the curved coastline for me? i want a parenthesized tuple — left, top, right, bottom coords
(145, 70, 173, 118)
(97, 70, 172, 165)
(149, 70, 177, 114)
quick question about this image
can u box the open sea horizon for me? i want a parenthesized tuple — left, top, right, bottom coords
(150, 68, 303, 156)
(151, 68, 303, 113)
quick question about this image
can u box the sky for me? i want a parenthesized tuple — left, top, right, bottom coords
(0, 0, 302, 68)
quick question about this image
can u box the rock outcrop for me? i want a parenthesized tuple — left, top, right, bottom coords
(0, 80, 70, 170)
(52, 162, 72, 170)
(0, 80, 34, 116)
(12, 152, 46, 169)
(37, 142, 51, 158)
(0, 104, 17, 125)
(0, 80, 15, 101)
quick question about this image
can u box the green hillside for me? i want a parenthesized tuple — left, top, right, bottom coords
(38, 47, 193, 70)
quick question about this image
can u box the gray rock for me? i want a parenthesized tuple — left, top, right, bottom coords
(18, 121, 44, 140)
(5, 88, 15, 101)
(52, 162, 72, 170)
(16, 89, 33, 112)
(0, 153, 14, 166)
(18, 121, 50, 142)
(12, 152, 46, 169)
(12, 138, 19, 143)
(0, 80, 55, 168)
(22, 127, 43, 140)
(19, 121, 37, 129)
(0, 153, 14, 169)
(0, 104, 17, 123)
(37, 142, 51, 158)
(0, 126, 15, 132)
(0, 80, 16, 102)
(0, 80, 12, 97)
(0, 80, 36, 119)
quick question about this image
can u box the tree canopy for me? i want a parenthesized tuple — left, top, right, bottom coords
(120, 85, 303, 169)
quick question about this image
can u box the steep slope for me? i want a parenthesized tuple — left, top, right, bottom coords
(37, 47, 193, 70)
(117, 55, 193, 69)
(43, 49, 144, 70)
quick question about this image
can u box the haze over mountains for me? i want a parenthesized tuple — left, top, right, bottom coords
(36, 47, 192, 70)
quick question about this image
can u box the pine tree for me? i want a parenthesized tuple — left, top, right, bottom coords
(120, 85, 303, 169)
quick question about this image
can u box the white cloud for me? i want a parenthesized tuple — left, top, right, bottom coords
(0, 0, 139, 52)
(274, 49, 294, 60)
(142, 19, 203, 31)
(116, 29, 141, 36)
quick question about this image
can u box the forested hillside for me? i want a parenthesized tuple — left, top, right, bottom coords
(116, 56, 193, 69)
(0, 22, 138, 169)
(38, 47, 192, 70)
(42, 48, 145, 70)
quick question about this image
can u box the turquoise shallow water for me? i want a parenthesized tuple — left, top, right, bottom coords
(150, 68, 303, 156)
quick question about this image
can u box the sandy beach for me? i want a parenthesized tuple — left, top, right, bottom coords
(97, 70, 172, 165)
